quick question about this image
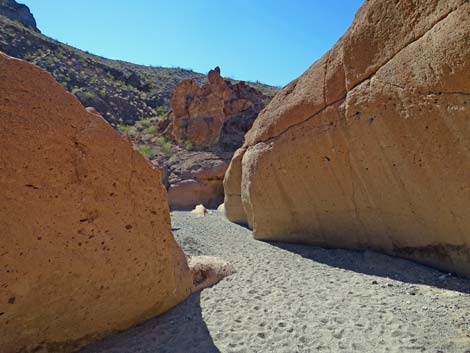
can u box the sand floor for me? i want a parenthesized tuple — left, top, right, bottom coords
(80, 211, 470, 353)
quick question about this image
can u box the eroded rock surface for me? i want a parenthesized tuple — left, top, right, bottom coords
(171, 66, 266, 149)
(0, 54, 193, 352)
(224, 0, 470, 277)
(162, 150, 231, 210)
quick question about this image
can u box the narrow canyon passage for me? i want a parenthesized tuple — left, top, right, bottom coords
(80, 211, 470, 353)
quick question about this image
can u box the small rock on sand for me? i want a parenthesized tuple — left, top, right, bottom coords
(191, 204, 208, 217)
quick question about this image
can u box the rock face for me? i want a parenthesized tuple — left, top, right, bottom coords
(0, 53, 193, 352)
(0, 0, 38, 31)
(171, 66, 266, 149)
(165, 151, 229, 210)
(164, 67, 268, 209)
(224, 0, 470, 277)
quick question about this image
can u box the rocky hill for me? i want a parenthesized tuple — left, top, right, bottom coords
(0, 1, 278, 127)
(0, 0, 277, 210)
(0, 0, 38, 31)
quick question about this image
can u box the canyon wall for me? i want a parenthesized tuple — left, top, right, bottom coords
(224, 0, 470, 277)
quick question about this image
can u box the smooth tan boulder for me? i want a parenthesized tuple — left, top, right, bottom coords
(224, 0, 470, 277)
(0, 53, 193, 353)
(191, 204, 209, 217)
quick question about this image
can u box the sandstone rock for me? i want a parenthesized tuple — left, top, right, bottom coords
(171, 66, 266, 148)
(0, 53, 193, 352)
(191, 204, 208, 217)
(166, 150, 229, 210)
(217, 203, 225, 213)
(224, 0, 470, 277)
(188, 256, 234, 292)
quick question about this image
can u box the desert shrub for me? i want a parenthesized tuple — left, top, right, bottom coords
(135, 118, 152, 129)
(152, 136, 166, 145)
(43, 56, 55, 66)
(117, 124, 129, 134)
(155, 105, 167, 116)
(143, 126, 157, 135)
(84, 91, 95, 99)
(184, 141, 193, 151)
(160, 141, 173, 157)
(138, 145, 157, 159)
(117, 125, 138, 138)
(141, 134, 154, 142)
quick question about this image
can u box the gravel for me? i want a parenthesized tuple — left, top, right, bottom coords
(80, 211, 470, 353)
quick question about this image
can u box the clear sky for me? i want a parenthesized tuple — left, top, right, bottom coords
(22, 0, 364, 87)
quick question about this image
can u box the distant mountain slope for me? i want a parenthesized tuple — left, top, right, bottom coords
(0, 2, 278, 126)
(0, 0, 38, 31)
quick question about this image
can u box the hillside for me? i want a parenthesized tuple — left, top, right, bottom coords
(0, 4, 278, 126)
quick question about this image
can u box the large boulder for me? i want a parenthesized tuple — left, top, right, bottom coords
(166, 151, 229, 209)
(171, 66, 266, 149)
(0, 53, 193, 352)
(224, 0, 470, 277)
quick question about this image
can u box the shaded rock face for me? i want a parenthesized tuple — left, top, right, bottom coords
(171, 66, 266, 149)
(164, 151, 230, 210)
(224, 0, 470, 277)
(0, 0, 38, 31)
(0, 54, 193, 352)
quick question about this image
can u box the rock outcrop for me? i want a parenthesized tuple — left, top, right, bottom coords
(163, 67, 269, 210)
(0, 53, 193, 352)
(165, 150, 230, 210)
(224, 0, 470, 277)
(0, 0, 38, 31)
(171, 66, 266, 149)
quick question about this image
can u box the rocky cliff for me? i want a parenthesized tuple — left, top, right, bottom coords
(0, 53, 193, 352)
(224, 0, 470, 277)
(162, 67, 268, 209)
(0, 0, 38, 31)
(171, 66, 268, 149)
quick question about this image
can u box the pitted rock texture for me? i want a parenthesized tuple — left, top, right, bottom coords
(224, 0, 470, 277)
(0, 53, 193, 353)
(171, 66, 266, 148)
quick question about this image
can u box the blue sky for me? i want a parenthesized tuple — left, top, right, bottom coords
(22, 0, 363, 87)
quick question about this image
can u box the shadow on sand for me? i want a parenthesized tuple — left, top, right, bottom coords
(269, 241, 470, 295)
(79, 292, 220, 353)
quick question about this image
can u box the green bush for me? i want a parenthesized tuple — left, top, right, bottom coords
(184, 141, 193, 151)
(143, 126, 157, 134)
(138, 145, 157, 159)
(117, 125, 138, 138)
(155, 105, 167, 117)
(160, 141, 173, 157)
(84, 91, 95, 99)
(152, 136, 166, 145)
(137, 119, 152, 129)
